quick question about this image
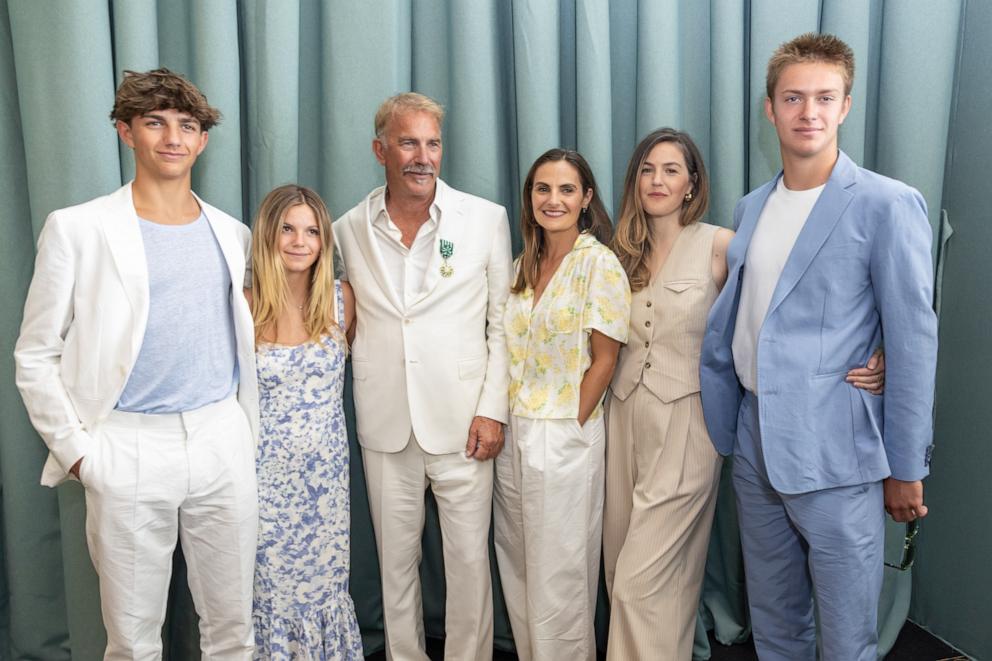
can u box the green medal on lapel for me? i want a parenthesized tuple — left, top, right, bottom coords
(439, 239, 454, 277)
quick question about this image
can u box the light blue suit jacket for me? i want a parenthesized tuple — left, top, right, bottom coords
(700, 151, 938, 494)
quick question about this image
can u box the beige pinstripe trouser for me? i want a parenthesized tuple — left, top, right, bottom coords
(603, 386, 722, 660)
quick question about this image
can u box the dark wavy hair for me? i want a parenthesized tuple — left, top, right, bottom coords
(512, 148, 613, 293)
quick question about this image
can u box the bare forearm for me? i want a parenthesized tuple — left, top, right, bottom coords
(577, 352, 619, 425)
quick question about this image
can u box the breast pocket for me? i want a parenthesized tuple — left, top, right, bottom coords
(661, 278, 704, 330)
(544, 295, 581, 334)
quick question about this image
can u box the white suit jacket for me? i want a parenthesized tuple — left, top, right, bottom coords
(334, 179, 512, 454)
(14, 182, 260, 487)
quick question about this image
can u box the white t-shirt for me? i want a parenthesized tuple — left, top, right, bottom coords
(733, 177, 825, 392)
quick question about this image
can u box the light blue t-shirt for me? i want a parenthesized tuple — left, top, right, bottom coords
(116, 212, 239, 413)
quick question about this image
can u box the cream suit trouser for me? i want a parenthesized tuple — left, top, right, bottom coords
(603, 387, 722, 661)
(362, 435, 494, 661)
(81, 397, 258, 661)
(494, 415, 605, 661)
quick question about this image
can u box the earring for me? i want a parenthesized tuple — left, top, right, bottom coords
(684, 192, 693, 202)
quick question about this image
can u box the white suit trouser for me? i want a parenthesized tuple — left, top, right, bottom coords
(362, 436, 494, 661)
(81, 397, 258, 661)
(494, 415, 605, 661)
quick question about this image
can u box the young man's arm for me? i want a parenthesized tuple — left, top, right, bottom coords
(14, 213, 93, 481)
(870, 188, 939, 520)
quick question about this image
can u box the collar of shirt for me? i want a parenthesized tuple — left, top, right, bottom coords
(369, 185, 443, 249)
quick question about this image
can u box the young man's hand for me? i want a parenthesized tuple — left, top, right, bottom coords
(883, 477, 927, 522)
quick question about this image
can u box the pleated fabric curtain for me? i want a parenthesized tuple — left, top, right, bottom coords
(0, 1, 962, 659)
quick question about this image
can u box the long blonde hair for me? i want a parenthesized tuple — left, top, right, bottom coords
(251, 184, 340, 343)
(610, 128, 710, 292)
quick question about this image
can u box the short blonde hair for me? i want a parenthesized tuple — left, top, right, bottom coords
(374, 92, 444, 138)
(766, 33, 855, 98)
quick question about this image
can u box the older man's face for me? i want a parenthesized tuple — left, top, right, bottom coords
(373, 110, 442, 202)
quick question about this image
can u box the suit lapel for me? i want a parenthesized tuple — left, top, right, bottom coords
(198, 195, 245, 287)
(353, 188, 405, 313)
(99, 183, 149, 355)
(412, 180, 464, 307)
(765, 152, 857, 319)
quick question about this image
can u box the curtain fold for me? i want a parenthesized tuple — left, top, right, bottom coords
(0, 2, 964, 659)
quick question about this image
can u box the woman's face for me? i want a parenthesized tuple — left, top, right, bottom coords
(638, 141, 693, 221)
(277, 204, 322, 274)
(530, 160, 594, 238)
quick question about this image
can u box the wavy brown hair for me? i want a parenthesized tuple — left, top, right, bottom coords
(610, 128, 709, 292)
(251, 185, 341, 344)
(110, 68, 221, 130)
(512, 149, 613, 293)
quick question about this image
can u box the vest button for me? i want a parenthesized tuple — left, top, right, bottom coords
(645, 321, 651, 327)
(646, 301, 652, 307)
(644, 341, 649, 348)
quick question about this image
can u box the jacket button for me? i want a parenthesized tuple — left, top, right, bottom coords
(646, 301, 652, 307)
(645, 362, 652, 369)
(645, 321, 651, 327)
(644, 341, 649, 348)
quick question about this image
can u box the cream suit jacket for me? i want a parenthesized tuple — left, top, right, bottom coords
(333, 179, 512, 454)
(14, 183, 260, 487)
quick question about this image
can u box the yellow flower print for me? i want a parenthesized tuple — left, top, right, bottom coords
(510, 312, 530, 337)
(533, 351, 553, 373)
(561, 346, 581, 372)
(523, 385, 549, 411)
(509, 344, 527, 366)
(556, 383, 576, 406)
(549, 305, 577, 333)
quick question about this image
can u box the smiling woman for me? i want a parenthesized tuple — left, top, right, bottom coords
(0, 2, 974, 659)
(495, 148, 630, 661)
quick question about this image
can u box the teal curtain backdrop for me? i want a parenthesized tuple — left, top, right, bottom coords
(0, 1, 980, 659)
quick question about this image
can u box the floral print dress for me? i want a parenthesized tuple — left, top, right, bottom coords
(253, 283, 363, 660)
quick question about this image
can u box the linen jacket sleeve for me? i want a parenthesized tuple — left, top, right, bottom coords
(870, 189, 938, 480)
(474, 208, 513, 423)
(14, 212, 94, 474)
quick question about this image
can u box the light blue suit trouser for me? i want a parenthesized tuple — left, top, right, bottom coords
(732, 391, 884, 661)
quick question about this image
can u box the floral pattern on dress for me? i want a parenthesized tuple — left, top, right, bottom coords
(253, 283, 363, 660)
(505, 232, 631, 419)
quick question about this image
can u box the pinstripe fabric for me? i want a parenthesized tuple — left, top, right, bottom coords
(603, 222, 723, 660)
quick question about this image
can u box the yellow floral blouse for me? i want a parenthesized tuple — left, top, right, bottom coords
(505, 232, 631, 420)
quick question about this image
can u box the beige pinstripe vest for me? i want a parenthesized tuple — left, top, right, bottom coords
(611, 221, 719, 402)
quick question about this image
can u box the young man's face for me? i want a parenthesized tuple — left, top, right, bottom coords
(765, 61, 851, 162)
(372, 110, 442, 203)
(117, 109, 209, 181)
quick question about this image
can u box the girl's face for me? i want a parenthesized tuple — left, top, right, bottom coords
(277, 204, 322, 274)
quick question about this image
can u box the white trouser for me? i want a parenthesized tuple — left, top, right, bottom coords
(493, 415, 606, 661)
(362, 435, 494, 661)
(80, 396, 258, 661)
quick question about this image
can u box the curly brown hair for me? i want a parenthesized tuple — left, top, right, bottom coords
(110, 68, 221, 130)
